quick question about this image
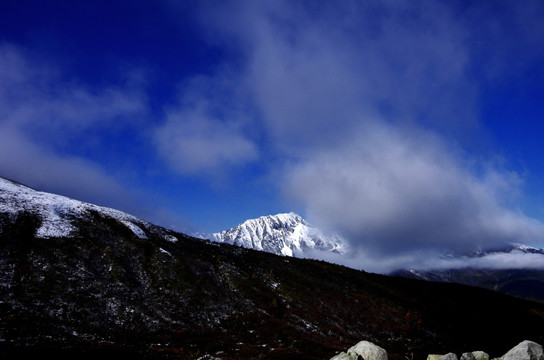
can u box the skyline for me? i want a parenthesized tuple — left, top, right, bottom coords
(1, 1, 544, 270)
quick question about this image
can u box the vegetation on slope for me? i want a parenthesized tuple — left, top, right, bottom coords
(1, 210, 544, 360)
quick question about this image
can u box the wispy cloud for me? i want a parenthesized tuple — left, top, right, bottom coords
(303, 246, 544, 274)
(198, 0, 479, 152)
(0, 43, 147, 215)
(0, 44, 145, 137)
(153, 75, 258, 175)
(0, 124, 135, 210)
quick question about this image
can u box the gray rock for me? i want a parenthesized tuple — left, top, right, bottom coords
(472, 351, 490, 360)
(347, 340, 388, 360)
(331, 352, 357, 360)
(502, 340, 544, 360)
(461, 353, 476, 360)
(438, 353, 458, 360)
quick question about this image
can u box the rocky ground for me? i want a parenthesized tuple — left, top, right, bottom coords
(331, 340, 543, 360)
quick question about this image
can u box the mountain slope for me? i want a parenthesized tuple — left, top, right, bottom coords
(205, 212, 347, 257)
(0, 177, 163, 241)
(2, 176, 544, 360)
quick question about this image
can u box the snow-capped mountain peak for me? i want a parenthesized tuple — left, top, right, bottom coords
(509, 243, 544, 254)
(466, 243, 544, 258)
(206, 212, 347, 257)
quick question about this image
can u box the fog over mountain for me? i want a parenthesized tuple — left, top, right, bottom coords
(198, 210, 544, 274)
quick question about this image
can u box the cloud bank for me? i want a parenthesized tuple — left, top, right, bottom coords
(303, 246, 544, 274)
(187, 0, 544, 265)
(285, 122, 544, 255)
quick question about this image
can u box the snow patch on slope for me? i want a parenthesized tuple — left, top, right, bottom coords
(164, 234, 178, 243)
(120, 220, 147, 239)
(0, 177, 149, 239)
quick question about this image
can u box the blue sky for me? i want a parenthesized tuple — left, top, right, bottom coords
(1, 0, 544, 264)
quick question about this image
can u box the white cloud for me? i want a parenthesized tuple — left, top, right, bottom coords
(0, 44, 146, 138)
(303, 243, 544, 274)
(153, 74, 259, 175)
(0, 124, 134, 211)
(187, 1, 544, 263)
(284, 122, 544, 257)
(197, 0, 479, 155)
(154, 107, 258, 175)
(0, 43, 150, 217)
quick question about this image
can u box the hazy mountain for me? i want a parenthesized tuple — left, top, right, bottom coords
(201, 212, 347, 257)
(466, 243, 544, 257)
(391, 244, 544, 303)
(1, 176, 544, 359)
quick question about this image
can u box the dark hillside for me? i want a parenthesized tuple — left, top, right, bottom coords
(1, 206, 544, 359)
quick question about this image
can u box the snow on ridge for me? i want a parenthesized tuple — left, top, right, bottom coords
(0, 176, 149, 239)
(120, 220, 147, 239)
(510, 243, 542, 252)
(208, 212, 347, 258)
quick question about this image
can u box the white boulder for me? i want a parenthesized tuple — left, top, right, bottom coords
(438, 353, 458, 360)
(347, 340, 388, 360)
(472, 351, 490, 360)
(502, 340, 543, 360)
(331, 352, 356, 360)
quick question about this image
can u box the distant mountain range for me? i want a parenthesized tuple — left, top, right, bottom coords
(197, 212, 347, 257)
(199, 212, 544, 304)
(392, 267, 544, 303)
(391, 243, 544, 304)
(442, 243, 544, 258)
(200, 213, 544, 266)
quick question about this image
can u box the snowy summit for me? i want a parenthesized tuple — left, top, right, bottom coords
(206, 212, 347, 257)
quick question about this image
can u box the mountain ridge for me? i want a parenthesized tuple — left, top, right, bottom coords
(200, 212, 347, 257)
(2, 175, 544, 359)
(0, 176, 157, 240)
(391, 243, 544, 303)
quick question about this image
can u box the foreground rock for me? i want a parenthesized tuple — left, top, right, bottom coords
(422, 341, 539, 360)
(438, 353, 458, 360)
(333, 340, 541, 360)
(501, 340, 543, 360)
(331, 340, 388, 360)
(461, 351, 490, 360)
(472, 351, 490, 360)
